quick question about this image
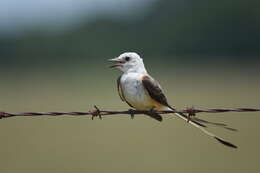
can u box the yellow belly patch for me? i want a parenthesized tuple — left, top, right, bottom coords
(130, 97, 164, 111)
(147, 98, 165, 110)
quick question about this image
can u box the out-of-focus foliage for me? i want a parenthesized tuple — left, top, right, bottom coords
(0, 0, 259, 68)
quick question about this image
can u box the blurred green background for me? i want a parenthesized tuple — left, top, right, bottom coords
(0, 0, 260, 172)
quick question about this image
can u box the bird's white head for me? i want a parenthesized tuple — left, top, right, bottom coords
(109, 52, 147, 74)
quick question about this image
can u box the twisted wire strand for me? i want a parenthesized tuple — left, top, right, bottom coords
(0, 107, 259, 119)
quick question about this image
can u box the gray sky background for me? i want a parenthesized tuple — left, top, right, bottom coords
(0, 0, 156, 33)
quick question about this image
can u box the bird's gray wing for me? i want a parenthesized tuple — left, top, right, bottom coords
(117, 75, 133, 108)
(141, 75, 170, 107)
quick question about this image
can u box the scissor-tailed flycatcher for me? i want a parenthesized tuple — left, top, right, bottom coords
(109, 52, 237, 148)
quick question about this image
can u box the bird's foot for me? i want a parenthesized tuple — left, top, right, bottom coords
(147, 108, 163, 122)
(128, 109, 135, 119)
(149, 108, 157, 115)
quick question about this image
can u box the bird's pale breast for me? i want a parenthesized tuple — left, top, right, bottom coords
(121, 73, 164, 110)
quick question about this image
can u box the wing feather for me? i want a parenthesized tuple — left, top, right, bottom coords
(117, 76, 133, 108)
(142, 75, 169, 107)
(117, 75, 125, 101)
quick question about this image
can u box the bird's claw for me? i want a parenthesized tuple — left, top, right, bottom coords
(128, 109, 135, 119)
(90, 105, 102, 120)
(149, 108, 157, 115)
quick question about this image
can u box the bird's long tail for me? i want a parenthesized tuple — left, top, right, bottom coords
(168, 106, 237, 148)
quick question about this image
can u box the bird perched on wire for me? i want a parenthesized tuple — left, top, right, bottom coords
(109, 52, 237, 148)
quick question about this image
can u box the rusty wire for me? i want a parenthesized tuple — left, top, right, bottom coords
(0, 106, 259, 120)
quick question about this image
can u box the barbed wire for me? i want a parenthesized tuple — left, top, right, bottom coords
(0, 106, 259, 120)
(2, 105, 259, 148)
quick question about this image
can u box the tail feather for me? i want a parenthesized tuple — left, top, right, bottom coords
(174, 111, 207, 127)
(145, 112, 163, 122)
(168, 106, 237, 148)
(174, 112, 237, 148)
(193, 117, 238, 132)
(167, 105, 206, 127)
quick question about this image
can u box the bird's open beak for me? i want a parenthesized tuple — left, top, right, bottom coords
(108, 58, 125, 68)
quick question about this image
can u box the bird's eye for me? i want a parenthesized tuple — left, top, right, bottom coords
(125, 56, 130, 61)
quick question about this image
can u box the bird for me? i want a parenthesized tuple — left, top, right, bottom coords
(109, 52, 237, 148)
